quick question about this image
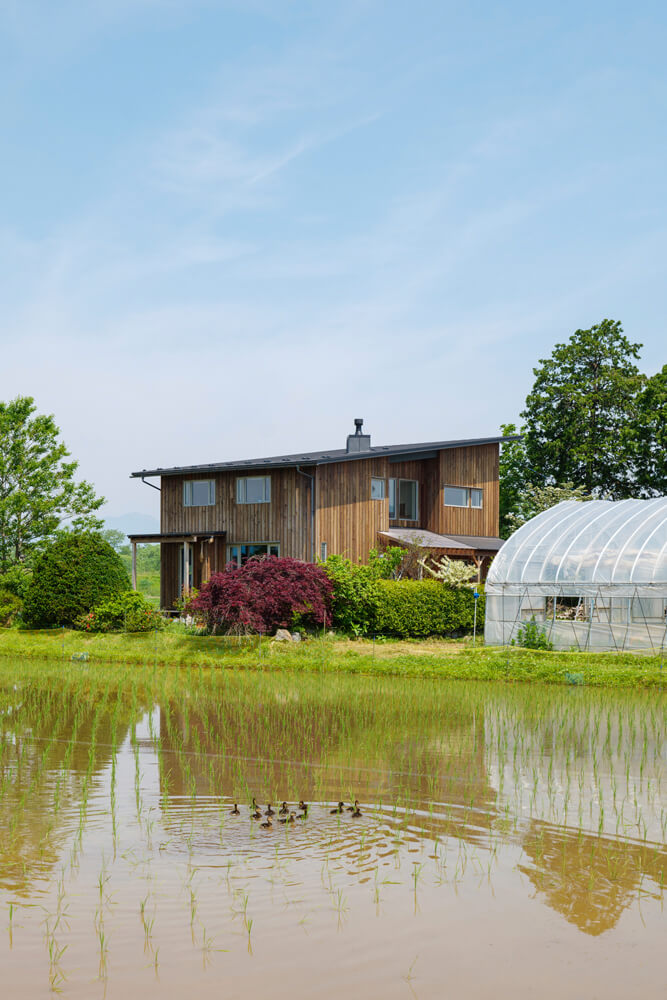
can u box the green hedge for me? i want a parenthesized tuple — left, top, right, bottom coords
(373, 579, 484, 637)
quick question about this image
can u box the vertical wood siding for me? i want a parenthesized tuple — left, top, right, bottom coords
(315, 457, 390, 563)
(439, 444, 499, 537)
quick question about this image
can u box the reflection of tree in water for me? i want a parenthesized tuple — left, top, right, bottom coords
(519, 819, 667, 936)
(0, 687, 134, 895)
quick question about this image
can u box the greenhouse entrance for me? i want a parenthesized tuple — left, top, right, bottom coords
(485, 498, 667, 652)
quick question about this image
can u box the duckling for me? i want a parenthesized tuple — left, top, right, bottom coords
(279, 811, 296, 824)
(297, 804, 308, 820)
(251, 797, 260, 813)
(260, 816, 273, 830)
(351, 804, 362, 818)
(298, 800, 308, 812)
(346, 799, 359, 813)
(250, 807, 262, 820)
(279, 801, 289, 815)
(230, 803, 240, 815)
(330, 801, 344, 814)
(265, 803, 275, 816)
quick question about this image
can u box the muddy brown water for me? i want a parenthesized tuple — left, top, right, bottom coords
(0, 664, 665, 998)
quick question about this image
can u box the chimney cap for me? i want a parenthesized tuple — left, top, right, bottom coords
(354, 417, 364, 434)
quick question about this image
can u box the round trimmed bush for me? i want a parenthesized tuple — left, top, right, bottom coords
(23, 532, 130, 627)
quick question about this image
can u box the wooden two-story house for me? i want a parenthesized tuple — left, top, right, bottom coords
(129, 421, 508, 608)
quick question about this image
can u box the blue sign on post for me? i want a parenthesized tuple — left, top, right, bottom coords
(473, 591, 479, 644)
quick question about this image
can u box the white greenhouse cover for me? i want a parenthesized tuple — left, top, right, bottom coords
(487, 498, 667, 598)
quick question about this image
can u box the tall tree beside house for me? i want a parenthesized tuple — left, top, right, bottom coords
(631, 363, 667, 497)
(498, 422, 528, 539)
(0, 396, 105, 572)
(520, 320, 645, 498)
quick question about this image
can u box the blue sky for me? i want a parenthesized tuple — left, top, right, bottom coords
(2, 0, 666, 520)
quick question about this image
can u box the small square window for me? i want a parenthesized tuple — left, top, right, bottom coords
(237, 476, 271, 504)
(371, 477, 386, 500)
(183, 479, 215, 506)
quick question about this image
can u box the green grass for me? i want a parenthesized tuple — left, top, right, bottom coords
(0, 627, 665, 688)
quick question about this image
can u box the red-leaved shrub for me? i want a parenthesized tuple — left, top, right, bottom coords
(188, 557, 333, 634)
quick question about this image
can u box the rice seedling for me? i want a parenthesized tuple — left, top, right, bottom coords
(0, 656, 664, 994)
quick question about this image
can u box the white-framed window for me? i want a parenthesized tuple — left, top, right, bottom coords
(236, 476, 271, 504)
(183, 479, 215, 507)
(227, 542, 279, 567)
(371, 477, 386, 500)
(320, 541, 328, 561)
(444, 485, 483, 509)
(388, 478, 418, 521)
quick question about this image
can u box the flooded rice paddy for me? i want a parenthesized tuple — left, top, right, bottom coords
(0, 659, 665, 998)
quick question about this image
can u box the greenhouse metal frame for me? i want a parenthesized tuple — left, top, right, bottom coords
(484, 498, 667, 652)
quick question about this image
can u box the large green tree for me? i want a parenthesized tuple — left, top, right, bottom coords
(498, 422, 528, 538)
(632, 364, 667, 497)
(0, 397, 104, 571)
(521, 320, 645, 497)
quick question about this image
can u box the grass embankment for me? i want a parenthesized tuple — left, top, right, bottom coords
(0, 627, 665, 688)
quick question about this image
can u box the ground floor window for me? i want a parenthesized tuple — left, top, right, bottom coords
(227, 542, 280, 567)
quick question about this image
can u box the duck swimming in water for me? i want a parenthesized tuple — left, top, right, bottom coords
(351, 804, 362, 818)
(297, 804, 308, 819)
(346, 800, 359, 813)
(260, 816, 273, 829)
(250, 806, 261, 819)
(279, 801, 289, 815)
(279, 812, 296, 824)
(265, 803, 275, 816)
(298, 800, 308, 812)
(330, 801, 344, 814)
(230, 803, 240, 815)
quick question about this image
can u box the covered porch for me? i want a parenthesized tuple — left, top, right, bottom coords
(378, 528, 504, 581)
(127, 531, 227, 609)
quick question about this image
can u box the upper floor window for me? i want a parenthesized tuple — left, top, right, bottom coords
(371, 477, 386, 500)
(444, 485, 483, 509)
(183, 479, 215, 507)
(389, 478, 418, 521)
(236, 475, 271, 504)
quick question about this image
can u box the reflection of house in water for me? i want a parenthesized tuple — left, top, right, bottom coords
(156, 693, 500, 853)
(519, 819, 667, 936)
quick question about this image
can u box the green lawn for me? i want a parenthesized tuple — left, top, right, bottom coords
(0, 627, 665, 688)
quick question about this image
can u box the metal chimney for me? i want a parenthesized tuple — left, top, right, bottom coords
(346, 418, 371, 453)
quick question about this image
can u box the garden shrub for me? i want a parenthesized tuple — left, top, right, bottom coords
(0, 589, 22, 627)
(512, 617, 553, 650)
(321, 555, 382, 635)
(0, 565, 32, 600)
(75, 590, 163, 633)
(23, 531, 130, 627)
(373, 579, 484, 638)
(189, 557, 332, 634)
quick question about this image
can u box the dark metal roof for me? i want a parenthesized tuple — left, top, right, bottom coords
(130, 434, 515, 479)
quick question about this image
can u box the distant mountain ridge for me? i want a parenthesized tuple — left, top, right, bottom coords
(104, 512, 159, 538)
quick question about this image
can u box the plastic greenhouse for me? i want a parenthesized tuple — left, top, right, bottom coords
(484, 498, 667, 652)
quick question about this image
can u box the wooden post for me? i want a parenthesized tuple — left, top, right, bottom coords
(183, 539, 190, 596)
(131, 541, 137, 590)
